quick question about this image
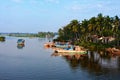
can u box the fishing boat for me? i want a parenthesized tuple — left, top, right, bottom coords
(55, 49, 87, 54)
(17, 39, 25, 45)
(54, 45, 87, 54)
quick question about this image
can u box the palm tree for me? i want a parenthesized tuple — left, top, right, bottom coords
(70, 20, 80, 40)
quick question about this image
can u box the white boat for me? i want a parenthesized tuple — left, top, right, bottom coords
(55, 49, 87, 54)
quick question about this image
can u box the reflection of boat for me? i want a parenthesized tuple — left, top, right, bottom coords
(51, 52, 87, 60)
(17, 44, 25, 49)
(17, 39, 25, 44)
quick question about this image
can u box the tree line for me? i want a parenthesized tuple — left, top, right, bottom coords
(56, 13, 120, 49)
(8, 32, 55, 38)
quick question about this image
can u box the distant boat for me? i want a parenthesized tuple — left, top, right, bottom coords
(17, 39, 25, 44)
(0, 36, 5, 41)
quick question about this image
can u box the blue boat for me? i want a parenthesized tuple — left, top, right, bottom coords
(17, 39, 25, 44)
(55, 42, 70, 48)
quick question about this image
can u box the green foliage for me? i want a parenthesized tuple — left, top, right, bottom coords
(57, 13, 120, 50)
(8, 32, 55, 38)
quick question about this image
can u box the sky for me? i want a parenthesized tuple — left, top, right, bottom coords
(0, 0, 120, 33)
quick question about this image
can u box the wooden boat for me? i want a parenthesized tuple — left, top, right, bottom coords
(54, 45, 87, 54)
(55, 49, 87, 54)
(17, 39, 25, 44)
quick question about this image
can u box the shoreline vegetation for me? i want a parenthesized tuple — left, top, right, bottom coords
(0, 13, 120, 54)
(0, 32, 56, 38)
(54, 13, 120, 52)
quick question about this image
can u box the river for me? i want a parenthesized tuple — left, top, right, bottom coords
(0, 37, 120, 80)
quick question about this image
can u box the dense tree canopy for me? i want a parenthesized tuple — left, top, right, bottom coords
(57, 13, 120, 48)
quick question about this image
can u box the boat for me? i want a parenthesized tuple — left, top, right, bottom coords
(55, 44, 68, 48)
(54, 45, 87, 54)
(17, 39, 25, 45)
(54, 42, 70, 48)
(54, 49, 87, 54)
(0, 36, 5, 41)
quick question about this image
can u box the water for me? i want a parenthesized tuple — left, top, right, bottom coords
(0, 37, 120, 80)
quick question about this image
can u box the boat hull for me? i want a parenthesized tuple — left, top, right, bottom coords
(55, 50, 87, 54)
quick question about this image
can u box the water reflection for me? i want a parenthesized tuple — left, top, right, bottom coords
(0, 39, 5, 42)
(51, 52, 87, 60)
(51, 51, 120, 74)
(17, 44, 25, 49)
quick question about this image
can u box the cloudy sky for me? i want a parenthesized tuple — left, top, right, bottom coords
(0, 0, 120, 33)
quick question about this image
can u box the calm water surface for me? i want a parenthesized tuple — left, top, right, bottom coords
(0, 37, 120, 80)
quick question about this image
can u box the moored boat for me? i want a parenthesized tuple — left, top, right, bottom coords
(17, 39, 25, 44)
(0, 36, 5, 41)
(54, 46, 87, 54)
(55, 49, 87, 54)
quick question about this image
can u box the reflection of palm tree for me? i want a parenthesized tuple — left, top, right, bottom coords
(52, 50, 120, 76)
